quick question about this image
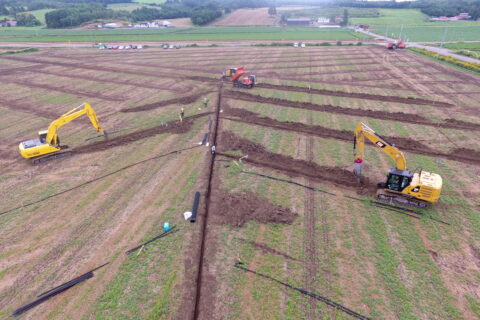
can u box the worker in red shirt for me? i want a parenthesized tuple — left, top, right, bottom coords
(354, 158, 363, 177)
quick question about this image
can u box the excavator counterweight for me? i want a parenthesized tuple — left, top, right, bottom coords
(353, 122, 442, 208)
(19, 103, 107, 164)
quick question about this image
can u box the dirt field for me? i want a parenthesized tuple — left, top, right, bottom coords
(210, 7, 309, 26)
(211, 8, 276, 26)
(0, 45, 479, 320)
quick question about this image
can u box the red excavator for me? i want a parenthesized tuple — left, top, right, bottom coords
(387, 39, 406, 50)
(222, 66, 256, 89)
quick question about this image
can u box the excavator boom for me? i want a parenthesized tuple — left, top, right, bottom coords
(46, 103, 105, 145)
(354, 122, 406, 172)
(353, 122, 442, 207)
(19, 102, 106, 162)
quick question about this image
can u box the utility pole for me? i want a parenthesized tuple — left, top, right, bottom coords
(441, 26, 448, 47)
(399, 24, 404, 40)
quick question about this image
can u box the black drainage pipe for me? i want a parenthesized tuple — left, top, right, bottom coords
(190, 192, 201, 223)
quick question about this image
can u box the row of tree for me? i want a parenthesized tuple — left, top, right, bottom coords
(45, 3, 129, 28)
(131, 0, 268, 25)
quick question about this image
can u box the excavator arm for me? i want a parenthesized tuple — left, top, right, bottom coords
(46, 103, 105, 146)
(229, 66, 246, 83)
(19, 102, 106, 161)
(353, 122, 407, 174)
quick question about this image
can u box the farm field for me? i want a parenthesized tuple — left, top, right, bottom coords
(0, 26, 368, 42)
(0, 45, 479, 320)
(351, 9, 480, 42)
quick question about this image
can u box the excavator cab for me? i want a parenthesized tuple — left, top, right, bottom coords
(39, 130, 48, 143)
(223, 68, 237, 79)
(382, 169, 413, 192)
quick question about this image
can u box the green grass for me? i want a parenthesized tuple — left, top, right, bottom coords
(0, 26, 369, 42)
(350, 9, 480, 42)
(282, 7, 380, 19)
(443, 42, 480, 50)
(28, 8, 55, 25)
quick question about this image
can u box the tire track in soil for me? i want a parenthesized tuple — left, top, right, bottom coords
(254, 84, 454, 108)
(72, 112, 212, 154)
(0, 96, 58, 119)
(221, 107, 480, 166)
(3, 55, 218, 86)
(120, 91, 213, 113)
(66, 57, 401, 92)
(223, 91, 479, 130)
(0, 77, 126, 102)
(217, 131, 376, 193)
(15, 67, 191, 94)
(60, 49, 378, 63)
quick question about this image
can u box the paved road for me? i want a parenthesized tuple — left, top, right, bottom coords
(355, 27, 480, 64)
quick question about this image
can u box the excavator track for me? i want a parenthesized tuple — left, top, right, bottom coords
(31, 150, 73, 165)
(376, 189, 428, 209)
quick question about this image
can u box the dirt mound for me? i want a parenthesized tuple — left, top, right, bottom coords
(254, 61, 378, 71)
(448, 148, 480, 164)
(224, 107, 351, 141)
(73, 112, 211, 154)
(5, 78, 125, 102)
(223, 107, 480, 165)
(121, 92, 209, 112)
(441, 119, 480, 131)
(209, 189, 298, 227)
(243, 240, 299, 261)
(224, 90, 429, 124)
(255, 83, 454, 108)
(224, 91, 479, 131)
(218, 131, 376, 192)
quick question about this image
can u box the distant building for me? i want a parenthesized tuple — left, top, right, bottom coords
(286, 18, 311, 26)
(430, 12, 471, 21)
(1, 20, 17, 27)
(103, 23, 119, 28)
(335, 17, 344, 24)
(162, 20, 171, 27)
(317, 17, 330, 24)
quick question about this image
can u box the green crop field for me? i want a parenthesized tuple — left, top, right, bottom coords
(443, 42, 480, 51)
(28, 8, 54, 25)
(0, 26, 369, 42)
(351, 9, 480, 42)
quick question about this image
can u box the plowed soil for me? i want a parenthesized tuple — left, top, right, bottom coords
(223, 91, 479, 131)
(218, 131, 376, 193)
(73, 112, 211, 154)
(255, 84, 454, 107)
(2, 78, 126, 102)
(223, 107, 480, 165)
(121, 92, 211, 112)
(209, 189, 298, 227)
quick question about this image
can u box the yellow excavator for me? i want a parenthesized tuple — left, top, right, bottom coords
(353, 122, 442, 208)
(19, 103, 107, 165)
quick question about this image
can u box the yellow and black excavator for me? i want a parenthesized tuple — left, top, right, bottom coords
(19, 103, 107, 165)
(353, 122, 442, 208)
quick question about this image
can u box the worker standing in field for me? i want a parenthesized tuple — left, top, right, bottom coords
(179, 107, 185, 123)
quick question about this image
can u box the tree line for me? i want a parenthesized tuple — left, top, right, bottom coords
(1, 0, 270, 28)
